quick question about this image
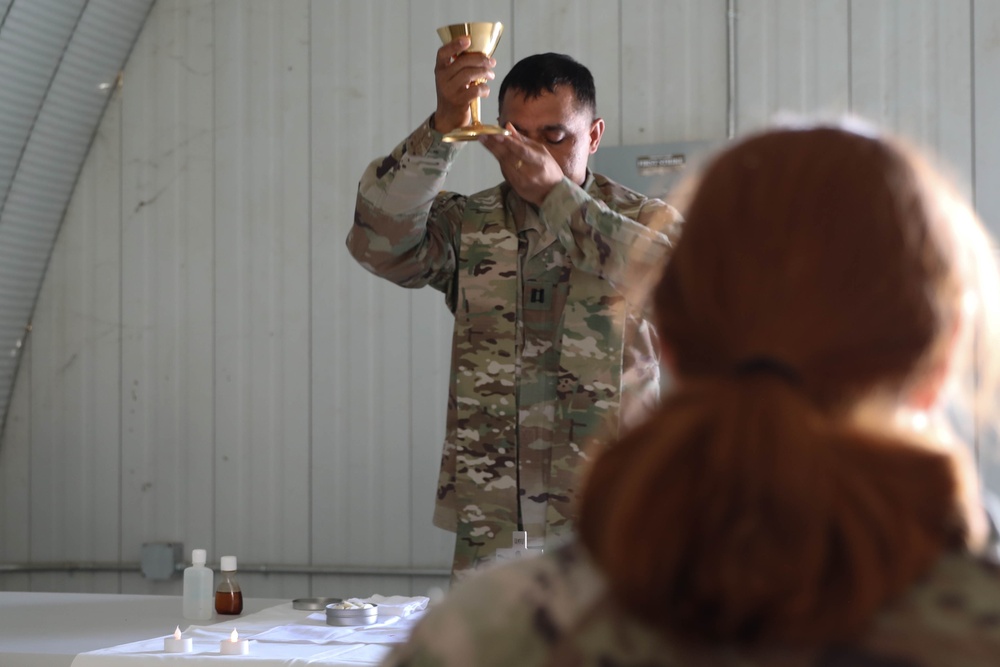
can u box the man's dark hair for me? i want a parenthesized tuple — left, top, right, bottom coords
(498, 52, 596, 117)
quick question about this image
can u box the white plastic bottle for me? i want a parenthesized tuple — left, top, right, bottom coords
(182, 548, 214, 620)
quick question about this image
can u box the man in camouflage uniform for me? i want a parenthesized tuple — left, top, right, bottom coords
(347, 42, 680, 576)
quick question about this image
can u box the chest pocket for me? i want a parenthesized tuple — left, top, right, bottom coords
(519, 280, 568, 383)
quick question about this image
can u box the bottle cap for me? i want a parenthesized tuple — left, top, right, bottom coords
(191, 548, 207, 566)
(220, 555, 237, 572)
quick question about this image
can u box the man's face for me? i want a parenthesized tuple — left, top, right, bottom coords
(498, 85, 604, 186)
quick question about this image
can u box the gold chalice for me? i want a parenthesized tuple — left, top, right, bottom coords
(436, 22, 511, 142)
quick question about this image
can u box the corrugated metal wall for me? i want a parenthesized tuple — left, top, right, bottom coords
(2, 0, 999, 600)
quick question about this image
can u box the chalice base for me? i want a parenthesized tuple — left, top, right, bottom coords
(442, 123, 512, 143)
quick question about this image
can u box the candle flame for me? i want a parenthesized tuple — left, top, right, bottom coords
(174, 626, 182, 640)
(230, 629, 239, 642)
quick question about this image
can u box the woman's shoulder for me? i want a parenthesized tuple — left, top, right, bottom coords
(671, 553, 1000, 667)
(885, 551, 1000, 625)
(382, 549, 1000, 667)
(379, 542, 609, 667)
(852, 551, 1000, 664)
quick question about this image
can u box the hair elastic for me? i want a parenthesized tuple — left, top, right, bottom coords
(734, 357, 801, 384)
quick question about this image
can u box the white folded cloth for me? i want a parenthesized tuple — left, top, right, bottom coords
(365, 594, 429, 619)
(252, 595, 428, 646)
(252, 614, 423, 645)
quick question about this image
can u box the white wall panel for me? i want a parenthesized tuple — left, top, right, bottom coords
(736, 0, 849, 133)
(25, 78, 123, 594)
(213, 0, 312, 598)
(0, 335, 29, 591)
(974, 0, 1000, 495)
(0, 0, 136, 588)
(80, 80, 125, 589)
(620, 0, 728, 145)
(119, 0, 216, 594)
(851, 0, 973, 194)
(512, 0, 621, 144)
(3, 0, 999, 600)
(975, 1, 1000, 238)
(311, 0, 453, 597)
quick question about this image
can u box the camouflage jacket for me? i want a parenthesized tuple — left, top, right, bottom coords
(348, 118, 680, 575)
(380, 540, 1000, 667)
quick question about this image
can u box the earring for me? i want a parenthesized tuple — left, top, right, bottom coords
(910, 410, 929, 432)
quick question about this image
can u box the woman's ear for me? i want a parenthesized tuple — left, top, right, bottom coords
(905, 362, 949, 412)
(904, 318, 963, 412)
(660, 339, 678, 376)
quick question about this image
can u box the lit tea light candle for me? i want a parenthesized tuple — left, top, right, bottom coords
(163, 626, 193, 653)
(219, 628, 250, 655)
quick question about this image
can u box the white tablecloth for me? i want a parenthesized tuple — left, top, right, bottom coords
(70, 597, 426, 667)
(0, 592, 286, 667)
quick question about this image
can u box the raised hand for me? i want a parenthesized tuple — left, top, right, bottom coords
(479, 125, 566, 207)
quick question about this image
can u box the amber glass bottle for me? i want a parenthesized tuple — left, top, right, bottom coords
(214, 555, 243, 615)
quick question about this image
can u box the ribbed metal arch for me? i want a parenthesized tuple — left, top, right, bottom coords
(0, 0, 155, 434)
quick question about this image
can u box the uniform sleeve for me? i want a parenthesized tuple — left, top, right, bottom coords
(377, 575, 543, 667)
(347, 116, 466, 303)
(379, 546, 607, 667)
(539, 175, 682, 297)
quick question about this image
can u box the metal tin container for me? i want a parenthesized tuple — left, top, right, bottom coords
(292, 597, 343, 611)
(325, 603, 378, 626)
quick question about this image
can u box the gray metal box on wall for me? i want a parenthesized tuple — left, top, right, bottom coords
(140, 542, 183, 580)
(590, 140, 722, 204)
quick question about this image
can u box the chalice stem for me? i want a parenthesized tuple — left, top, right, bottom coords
(469, 97, 483, 127)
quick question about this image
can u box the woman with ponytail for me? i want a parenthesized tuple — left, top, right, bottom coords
(381, 121, 1000, 666)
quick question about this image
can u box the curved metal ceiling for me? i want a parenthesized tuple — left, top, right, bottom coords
(0, 0, 154, 433)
